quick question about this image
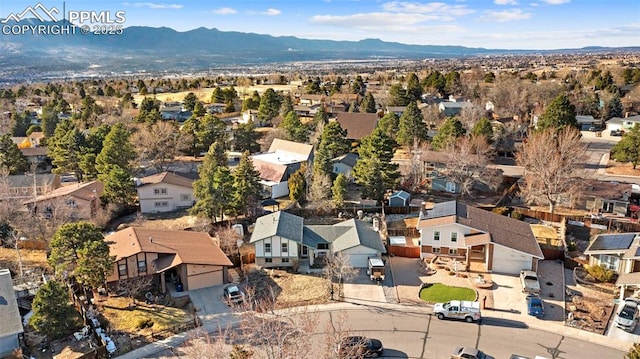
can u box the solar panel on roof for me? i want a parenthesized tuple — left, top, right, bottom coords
(427, 201, 457, 218)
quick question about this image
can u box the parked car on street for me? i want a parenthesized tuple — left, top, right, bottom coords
(337, 336, 383, 358)
(223, 284, 245, 306)
(452, 346, 486, 359)
(526, 295, 544, 318)
(615, 297, 640, 332)
(610, 129, 624, 136)
(434, 300, 481, 323)
(520, 270, 541, 295)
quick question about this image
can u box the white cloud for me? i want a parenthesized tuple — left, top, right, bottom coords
(478, 9, 531, 22)
(212, 7, 237, 15)
(382, 1, 474, 16)
(494, 0, 518, 4)
(262, 8, 282, 16)
(311, 12, 451, 27)
(541, 0, 570, 4)
(122, 2, 183, 9)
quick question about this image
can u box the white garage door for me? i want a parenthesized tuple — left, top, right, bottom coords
(492, 258, 531, 275)
(345, 254, 375, 268)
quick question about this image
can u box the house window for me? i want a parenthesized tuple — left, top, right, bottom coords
(599, 255, 620, 271)
(317, 243, 329, 250)
(434, 231, 440, 241)
(154, 201, 169, 207)
(282, 258, 290, 263)
(118, 263, 127, 277)
(282, 242, 288, 253)
(154, 188, 168, 195)
(451, 233, 457, 242)
(66, 199, 76, 207)
(449, 248, 458, 255)
(265, 243, 271, 253)
(265, 258, 273, 263)
(180, 194, 191, 201)
(137, 260, 147, 273)
(432, 247, 441, 254)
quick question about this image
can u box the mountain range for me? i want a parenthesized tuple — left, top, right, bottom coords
(0, 19, 637, 83)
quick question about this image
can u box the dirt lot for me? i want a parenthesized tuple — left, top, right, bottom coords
(605, 160, 640, 176)
(0, 247, 49, 276)
(245, 269, 330, 308)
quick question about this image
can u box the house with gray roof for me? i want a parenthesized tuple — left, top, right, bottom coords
(585, 232, 640, 301)
(250, 211, 386, 269)
(0, 269, 23, 357)
(331, 153, 359, 182)
(416, 201, 543, 275)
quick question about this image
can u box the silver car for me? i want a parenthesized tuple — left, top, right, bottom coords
(616, 298, 640, 332)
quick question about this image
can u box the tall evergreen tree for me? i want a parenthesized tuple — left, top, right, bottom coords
(605, 94, 623, 120)
(288, 166, 306, 202)
(397, 101, 428, 146)
(377, 113, 400, 141)
(191, 142, 234, 221)
(611, 124, 640, 169)
(406, 73, 423, 102)
(197, 114, 228, 152)
(313, 121, 350, 175)
(332, 173, 348, 208)
(0, 134, 29, 174)
(100, 166, 137, 206)
(388, 83, 409, 106)
(41, 103, 60, 138)
(29, 280, 81, 339)
(471, 118, 494, 143)
(95, 123, 135, 175)
(537, 93, 578, 131)
(234, 120, 262, 154)
(183, 92, 198, 111)
(353, 127, 399, 201)
(431, 117, 466, 151)
(258, 88, 281, 124)
(48, 121, 87, 181)
(10, 111, 31, 137)
(280, 111, 309, 143)
(231, 151, 262, 217)
(360, 92, 377, 113)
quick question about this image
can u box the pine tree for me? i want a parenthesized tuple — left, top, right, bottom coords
(48, 121, 87, 181)
(231, 151, 262, 217)
(332, 173, 348, 208)
(258, 88, 282, 124)
(183, 92, 198, 111)
(360, 92, 377, 113)
(353, 127, 399, 201)
(197, 114, 228, 152)
(234, 121, 261, 154)
(611, 124, 640, 169)
(471, 118, 494, 143)
(378, 113, 400, 141)
(388, 83, 409, 106)
(313, 121, 350, 175)
(288, 166, 306, 202)
(397, 101, 428, 146)
(29, 280, 81, 339)
(95, 123, 135, 175)
(280, 111, 309, 143)
(10, 111, 31, 137)
(537, 93, 577, 131)
(406, 73, 423, 102)
(0, 134, 28, 175)
(604, 94, 623, 120)
(431, 117, 466, 151)
(191, 142, 234, 221)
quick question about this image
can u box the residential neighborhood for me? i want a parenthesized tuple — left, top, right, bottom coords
(0, 14, 639, 358)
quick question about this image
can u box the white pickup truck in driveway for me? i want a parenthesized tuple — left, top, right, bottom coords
(520, 270, 541, 295)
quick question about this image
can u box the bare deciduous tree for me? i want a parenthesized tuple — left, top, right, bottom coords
(323, 252, 357, 300)
(116, 275, 154, 305)
(458, 104, 487, 132)
(443, 135, 501, 198)
(515, 127, 587, 213)
(214, 225, 242, 258)
(132, 121, 184, 172)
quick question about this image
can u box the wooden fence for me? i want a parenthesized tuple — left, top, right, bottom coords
(388, 245, 421, 258)
(387, 228, 420, 238)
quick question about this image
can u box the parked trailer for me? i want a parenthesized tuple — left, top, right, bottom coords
(367, 257, 385, 281)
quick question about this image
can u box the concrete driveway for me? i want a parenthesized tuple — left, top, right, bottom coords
(188, 284, 233, 321)
(607, 301, 640, 342)
(341, 268, 387, 304)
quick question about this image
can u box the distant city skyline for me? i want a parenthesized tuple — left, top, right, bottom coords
(1, 0, 639, 50)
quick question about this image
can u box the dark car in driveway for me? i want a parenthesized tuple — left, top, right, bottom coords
(526, 295, 544, 318)
(337, 336, 383, 358)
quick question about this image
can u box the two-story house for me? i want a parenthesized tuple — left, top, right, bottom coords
(417, 201, 543, 275)
(24, 180, 103, 220)
(106, 227, 233, 293)
(251, 139, 313, 199)
(136, 172, 195, 214)
(4, 173, 60, 201)
(584, 232, 640, 301)
(250, 211, 386, 269)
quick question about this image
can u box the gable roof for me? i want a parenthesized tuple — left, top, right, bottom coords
(390, 190, 411, 201)
(331, 153, 359, 168)
(583, 179, 634, 201)
(0, 269, 23, 338)
(25, 180, 103, 204)
(106, 227, 232, 267)
(250, 211, 304, 244)
(417, 201, 543, 258)
(139, 172, 194, 189)
(5, 173, 58, 189)
(335, 113, 378, 140)
(303, 219, 385, 253)
(268, 138, 313, 159)
(585, 232, 637, 255)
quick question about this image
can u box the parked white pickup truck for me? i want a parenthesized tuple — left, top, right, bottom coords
(433, 300, 481, 323)
(520, 270, 541, 295)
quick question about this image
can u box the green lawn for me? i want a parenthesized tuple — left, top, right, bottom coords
(419, 283, 476, 303)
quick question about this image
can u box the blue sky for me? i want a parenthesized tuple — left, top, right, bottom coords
(2, 0, 639, 49)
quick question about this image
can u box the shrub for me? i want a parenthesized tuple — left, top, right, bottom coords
(511, 211, 524, 220)
(585, 264, 614, 283)
(135, 318, 154, 329)
(492, 207, 510, 216)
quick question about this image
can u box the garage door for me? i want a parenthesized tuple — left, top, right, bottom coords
(188, 269, 224, 290)
(492, 258, 531, 275)
(345, 254, 374, 268)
